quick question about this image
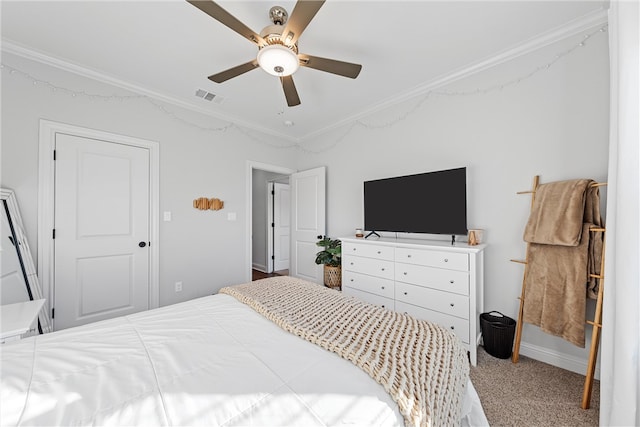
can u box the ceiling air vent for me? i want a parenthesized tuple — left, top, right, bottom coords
(195, 89, 224, 104)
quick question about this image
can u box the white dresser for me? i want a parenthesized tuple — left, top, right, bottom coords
(341, 237, 486, 366)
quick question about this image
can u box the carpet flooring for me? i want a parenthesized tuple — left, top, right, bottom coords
(470, 347, 600, 426)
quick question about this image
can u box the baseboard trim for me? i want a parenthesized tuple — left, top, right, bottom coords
(519, 341, 600, 380)
(252, 264, 268, 273)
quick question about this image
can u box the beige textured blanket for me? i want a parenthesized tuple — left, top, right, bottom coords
(522, 179, 603, 347)
(220, 277, 469, 427)
(523, 223, 592, 347)
(523, 179, 593, 246)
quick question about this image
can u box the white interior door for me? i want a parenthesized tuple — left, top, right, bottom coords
(54, 133, 150, 330)
(273, 182, 290, 272)
(290, 167, 326, 284)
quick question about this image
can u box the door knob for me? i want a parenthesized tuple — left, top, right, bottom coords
(138, 241, 147, 248)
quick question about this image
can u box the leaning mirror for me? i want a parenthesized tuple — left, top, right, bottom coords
(1, 188, 52, 335)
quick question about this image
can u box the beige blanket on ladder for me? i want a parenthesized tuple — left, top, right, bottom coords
(221, 277, 469, 427)
(522, 179, 603, 347)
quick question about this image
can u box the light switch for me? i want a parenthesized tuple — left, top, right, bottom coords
(163, 211, 172, 222)
(227, 212, 237, 221)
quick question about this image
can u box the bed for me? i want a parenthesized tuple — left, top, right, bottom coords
(1, 277, 488, 426)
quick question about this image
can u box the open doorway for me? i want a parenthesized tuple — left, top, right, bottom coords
(246, 162, 326, 284)
(247, 162, 295, 282)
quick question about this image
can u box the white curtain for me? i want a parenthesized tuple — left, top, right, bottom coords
(600, 1, 640, 426)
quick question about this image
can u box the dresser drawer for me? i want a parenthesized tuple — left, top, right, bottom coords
(396, 301, 469, 344)
(395, 282, 469, 319)
(343, 271, 394, 299)
(343, 255, 394, 280)
(395, 263, 469, 295)
(343, 242, 394, 261)
(344, 287, 395, 311)
(395, 248, 468, 271)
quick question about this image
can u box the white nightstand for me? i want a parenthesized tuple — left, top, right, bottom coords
(0, 299, 45, 344)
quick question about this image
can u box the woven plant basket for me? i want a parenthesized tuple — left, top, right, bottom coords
(324, 265, 342, 290)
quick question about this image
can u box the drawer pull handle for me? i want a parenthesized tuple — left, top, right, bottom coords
(450, 303, 455, 307)
(381, 305, 385, 308)
(377, 251, 381, 254)
(404, 292, 408, 296)
(350, 279, 354, 282)
(381, 286, 385, 290)
(353, 248, 357, 251)
(450, 326, 455, 330)
(449, 280, 454, 284)
(444, 258, 449, 262)
(407, 254, 412, 258)
(350, 262, 354, 265)
(381, 268, 385, 271)
(403, 272, 408, 275)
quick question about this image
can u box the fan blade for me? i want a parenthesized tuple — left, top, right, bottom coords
(279, 1, 325, 46)
(280, 76, 301, 107)
(187, 1, 265, 46)
(299, 54, 362, 79)
(208, 60, 259, 83)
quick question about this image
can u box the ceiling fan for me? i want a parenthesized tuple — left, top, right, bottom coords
(187, 0, 362, 107)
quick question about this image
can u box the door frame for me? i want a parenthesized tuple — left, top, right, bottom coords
(38, 119, 160, 319)
(246, 161, 295, 283)
(266, 181, 274, 273)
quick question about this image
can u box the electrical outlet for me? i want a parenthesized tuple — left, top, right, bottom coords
(175, 281, 183, 292)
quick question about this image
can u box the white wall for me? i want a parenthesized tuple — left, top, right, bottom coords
(295, 30, 610, 372)
(0, 53, 297, 306)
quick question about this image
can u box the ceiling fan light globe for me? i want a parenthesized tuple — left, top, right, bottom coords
(257, 44, 299, 76)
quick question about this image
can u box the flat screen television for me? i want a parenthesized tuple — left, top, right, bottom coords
(364, 167, 468, 236)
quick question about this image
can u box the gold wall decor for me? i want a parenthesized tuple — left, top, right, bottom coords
(193, 197, 224, 211)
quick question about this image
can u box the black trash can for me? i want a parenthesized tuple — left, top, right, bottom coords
(480, 311, 516, 359)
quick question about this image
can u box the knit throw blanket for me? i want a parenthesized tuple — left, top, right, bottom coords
(220, 276, 469, 427)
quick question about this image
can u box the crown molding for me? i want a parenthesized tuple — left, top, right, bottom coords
(2, 6, 607, 145)
(1, 39, 299, 144)
(301, 7, 609, 141)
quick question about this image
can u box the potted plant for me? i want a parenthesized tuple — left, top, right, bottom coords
(315, 236, 342, 289)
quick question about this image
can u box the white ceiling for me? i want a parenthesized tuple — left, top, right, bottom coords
(1, 1, 607, 141)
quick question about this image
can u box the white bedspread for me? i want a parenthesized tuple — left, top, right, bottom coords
(1, 293, 488, 426)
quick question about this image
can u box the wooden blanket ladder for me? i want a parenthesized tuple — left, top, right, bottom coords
(510, 175, 607, 409)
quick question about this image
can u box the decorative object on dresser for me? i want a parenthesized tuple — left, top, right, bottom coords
(315, 236, 342, 289)
(467, 229, 484, 245)
(341, 236, 486, 366)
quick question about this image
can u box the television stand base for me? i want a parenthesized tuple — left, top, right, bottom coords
(365, 231, 380, 239)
